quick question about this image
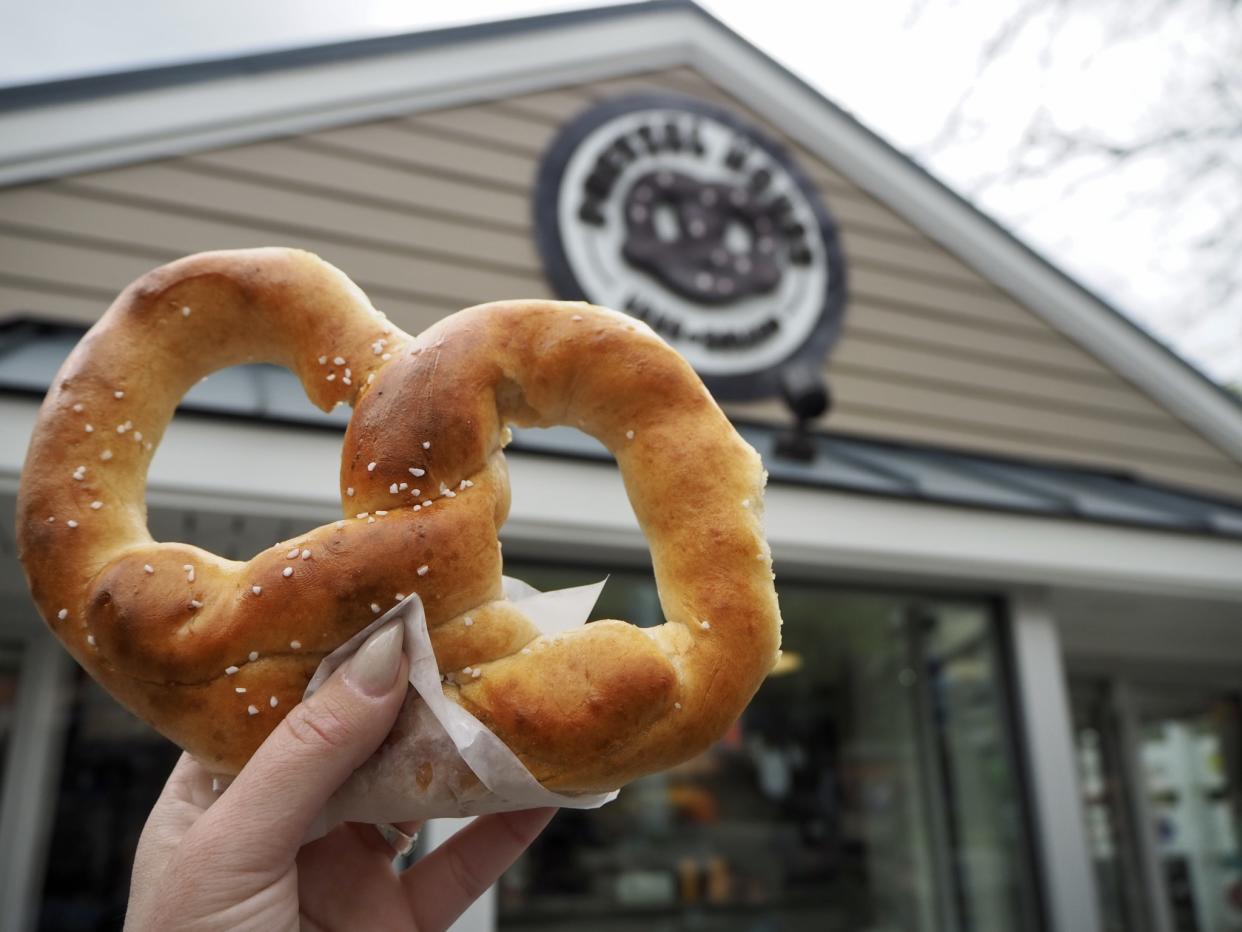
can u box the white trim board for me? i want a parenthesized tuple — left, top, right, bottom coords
(1009, 591, 1103, 932)
(2, 6, 1240, 474)
(0, 11, 698, 186)
(4, 396, 1242, 602)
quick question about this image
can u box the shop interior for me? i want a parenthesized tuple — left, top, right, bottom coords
(1, 489, 1042, 932)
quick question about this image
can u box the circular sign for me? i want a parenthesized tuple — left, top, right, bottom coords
(534, 93, 847, 400)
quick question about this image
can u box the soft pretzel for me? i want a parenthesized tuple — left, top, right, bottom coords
(17, 248, 782, 794)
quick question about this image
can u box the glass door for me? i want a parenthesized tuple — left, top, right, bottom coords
(1136, 689, 1242, 932)
(1070, 680, 1242, 932)
(917, 605, 1043, 932)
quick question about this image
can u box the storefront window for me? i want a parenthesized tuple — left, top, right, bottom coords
(499, 564, 1039, 932)
(0, 638, 22, 786)
(21, 542, 1037, 931)
(1070, 681, 1242, 932)
(1139, 693, 1242, 932)
(38, 665, 181, 930)
(33, 503, 302, 930)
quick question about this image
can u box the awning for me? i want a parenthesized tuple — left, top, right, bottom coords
(5, 317, 1242, 540)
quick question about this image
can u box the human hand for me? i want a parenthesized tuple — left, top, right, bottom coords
(125, 623, 556, 931)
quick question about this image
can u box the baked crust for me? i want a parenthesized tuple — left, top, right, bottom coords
(17, 248, 782, 792)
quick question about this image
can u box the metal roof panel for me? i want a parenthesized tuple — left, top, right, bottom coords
(3, 317, 1240, 539)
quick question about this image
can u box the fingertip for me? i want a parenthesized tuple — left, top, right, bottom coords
(162, 752, 213, 802)
(400, 806, 558, 929)
(504, 807, 558, 833)
(392, 818, 425, 836)
(342, 622, 407, 697)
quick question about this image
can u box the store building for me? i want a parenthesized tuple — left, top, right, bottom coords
(1, 3, 1241, 931)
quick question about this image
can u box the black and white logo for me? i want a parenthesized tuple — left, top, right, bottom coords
(535, 93, 847, 400)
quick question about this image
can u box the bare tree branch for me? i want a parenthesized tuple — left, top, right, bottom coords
(906, 0, 1242, 384)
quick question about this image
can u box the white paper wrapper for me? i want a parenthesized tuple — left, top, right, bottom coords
(303, 577, 619, 834)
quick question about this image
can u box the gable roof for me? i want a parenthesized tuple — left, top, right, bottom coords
(2, 0, 1240, 469)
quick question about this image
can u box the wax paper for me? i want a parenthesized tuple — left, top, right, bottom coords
(302, 577, 619, 833)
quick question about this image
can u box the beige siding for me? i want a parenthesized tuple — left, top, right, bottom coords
(1, 67, 1240, 498)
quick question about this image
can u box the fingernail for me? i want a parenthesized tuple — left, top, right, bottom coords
(344, 624, 405, 696)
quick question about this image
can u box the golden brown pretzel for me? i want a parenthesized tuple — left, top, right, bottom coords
(17, 248, 782, 793)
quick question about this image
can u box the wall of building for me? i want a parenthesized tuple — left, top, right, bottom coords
(1, 66, 1239, 497)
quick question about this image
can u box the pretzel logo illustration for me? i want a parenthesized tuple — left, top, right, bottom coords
(535, 93, 847, 401)
(621, 169, 787, 306)
(17, 248, 782, 792)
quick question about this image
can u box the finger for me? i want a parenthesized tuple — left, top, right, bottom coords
(139, 754, 214, 844)
(328, 821, 423, 862)
(403, 808, 556, 930)
(188, 622, 408, 872)
(130, 754, 216, 896)
(163, 753, 213, 810)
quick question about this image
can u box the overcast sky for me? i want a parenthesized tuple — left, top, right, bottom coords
(4, 0, 1237, 388)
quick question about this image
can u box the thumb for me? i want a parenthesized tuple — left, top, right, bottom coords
(189, 622, 408, 870)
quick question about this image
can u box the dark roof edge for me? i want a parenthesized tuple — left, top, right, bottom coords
(0, 1, 684, 113)
(4, 313, 1241, 514)
(7, 370, 1239, 540)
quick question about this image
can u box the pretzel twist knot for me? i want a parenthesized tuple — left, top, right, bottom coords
(17, 248, 782, 792)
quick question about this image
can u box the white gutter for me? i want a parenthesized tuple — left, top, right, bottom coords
(0, 9, 701, 186)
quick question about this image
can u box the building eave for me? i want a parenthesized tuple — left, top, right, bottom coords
(1, 0, 1239, 472)
(0, 2, 700, 188)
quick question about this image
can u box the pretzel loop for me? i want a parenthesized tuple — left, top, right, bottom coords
(17, 248, 781, 792)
